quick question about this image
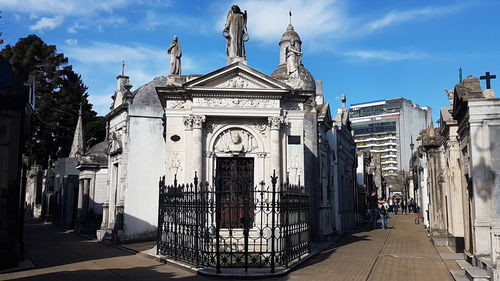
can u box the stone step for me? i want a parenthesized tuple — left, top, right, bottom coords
(450, 269, 468, 281)
(465, 267, 490, 281)
(456, 259, 473, 270)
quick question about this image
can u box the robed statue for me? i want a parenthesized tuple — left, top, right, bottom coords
(286, 40, 302, 78)
(223, 5, 249, 64)
(167, 36, 182, 75)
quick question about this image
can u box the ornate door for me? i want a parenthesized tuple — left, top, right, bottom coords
(216, 157, 254, 228)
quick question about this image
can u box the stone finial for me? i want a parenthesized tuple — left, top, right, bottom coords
(69, 104, 84, 158)
(112, 62, 131, 110)
(341, 93, 347, 109)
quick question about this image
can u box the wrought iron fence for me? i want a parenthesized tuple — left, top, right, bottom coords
(157, 171, 310, 273)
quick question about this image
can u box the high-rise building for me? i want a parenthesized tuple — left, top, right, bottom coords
(349, 98, 432, 175)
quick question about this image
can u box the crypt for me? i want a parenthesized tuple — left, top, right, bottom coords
(98, 6, 348, 261)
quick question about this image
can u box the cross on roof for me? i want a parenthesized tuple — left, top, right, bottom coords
(480, 71, 496, 89)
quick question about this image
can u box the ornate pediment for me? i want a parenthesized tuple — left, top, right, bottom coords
(184, 62, 291, 91)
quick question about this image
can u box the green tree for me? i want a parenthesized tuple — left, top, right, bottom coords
(1, 35, 105, 167)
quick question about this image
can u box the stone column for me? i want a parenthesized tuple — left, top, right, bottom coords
(101, 202, 109, 229)
(83, 178, 90, 217)
(185, 115, 205, 180)
(77, 179, 84, 218)
(268, 116, 283, 182)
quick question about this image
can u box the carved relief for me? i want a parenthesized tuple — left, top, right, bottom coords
(255, 122, 268, 137)
(288, 153, 301, 183)
(205, 121, 216, 133)
(183, 116, 193, 129)
(184, 115, 206, 130)
(205, 73, 270, 89)
(226, 76, 249, 88)
(109, 130, 123, 155)
(166, 100, 185, 109)
(257, 152, 267, 158)
(268, 116, 284, 130)
(192, 115, 206, 129)
(214, 128, 258, 154)
(168, 152, 182, 175)
(194, 98, 279, 108)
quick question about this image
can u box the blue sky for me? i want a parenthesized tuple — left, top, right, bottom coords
(1, 0, 499, 122)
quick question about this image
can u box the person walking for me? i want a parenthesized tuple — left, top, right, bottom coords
(388, 197, 394, 215)
(368, 191, 379, 229)
(401, 199, 407, 214)
(379, 198, 389, 229)
(393, 199, 399, 215)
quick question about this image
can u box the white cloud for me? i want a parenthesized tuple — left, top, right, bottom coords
(62, 41, 216, 115)
(29, 15, 64, 31)
(366, 6, 460, 32)
(216, 0, 347, 43)
(212, 1, 463, 45)
(141, 10, 208, 33)
(344, 49, 427, 61)
(67, 22, 87, 34)
(65, 42, 164, 64)
(65, 39, 78, 45)
(102, 15, 127, 25)
(1, 0, 129, 16)
(13, 14, 21, 21)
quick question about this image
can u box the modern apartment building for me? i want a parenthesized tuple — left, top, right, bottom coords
(349, 98, 432, 175)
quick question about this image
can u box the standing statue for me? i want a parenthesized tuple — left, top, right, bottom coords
(286, 40, 302, 78)
(223, 5, 249, 64)
(167, 36, 182, 75)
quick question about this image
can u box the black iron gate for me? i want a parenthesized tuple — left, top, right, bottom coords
(157, 170, 310, 273)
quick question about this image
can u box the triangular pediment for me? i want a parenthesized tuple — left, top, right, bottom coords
(184, 62, 291, 91)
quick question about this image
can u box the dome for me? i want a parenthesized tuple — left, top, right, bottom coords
(133, 76, 168, 106)
(280, 24, 302, 44)
(271, 64, 316, 91)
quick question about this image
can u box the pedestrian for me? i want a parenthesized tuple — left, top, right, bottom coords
(368, 191, 379, 229)
(393, 199, 399, 215)
(409, 198, 416, 213)
(401, 199, 407, 214)
(379, 198, 389, 229)
(388, 197, 394, 215)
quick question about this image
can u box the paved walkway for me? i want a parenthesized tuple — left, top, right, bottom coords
(1, 215, 452, 281)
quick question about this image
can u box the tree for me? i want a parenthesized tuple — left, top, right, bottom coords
(1, 35, 105, 167)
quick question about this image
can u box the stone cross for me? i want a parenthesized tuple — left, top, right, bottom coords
(480, 71, 496, 89)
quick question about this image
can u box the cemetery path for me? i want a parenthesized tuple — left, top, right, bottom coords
(280, 214, 454, 281)
(0, 216, 452, 281)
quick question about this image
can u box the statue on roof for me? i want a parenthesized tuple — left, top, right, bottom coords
(167, 36, 182, 75)
(223, 4, 249, 65)
(286, 40, 302, 78)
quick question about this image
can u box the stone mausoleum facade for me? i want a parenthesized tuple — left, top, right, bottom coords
(97, 8, 358, 269)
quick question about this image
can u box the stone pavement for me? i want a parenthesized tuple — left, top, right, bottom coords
(1, 215, 452, 281)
